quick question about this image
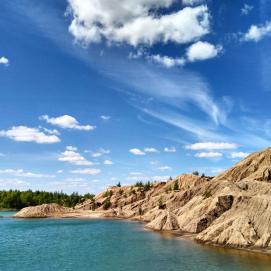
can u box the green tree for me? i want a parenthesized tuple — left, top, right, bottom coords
(144, 181, 151, 191)
(173, 180, 179, 191)
(103, 198, 111, 210)
(135, 181, 144, 187)
(0, 190, 92, 210)
(158, 198, 166, 209)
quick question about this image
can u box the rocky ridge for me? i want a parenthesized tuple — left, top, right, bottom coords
(14, 147, 271, 252)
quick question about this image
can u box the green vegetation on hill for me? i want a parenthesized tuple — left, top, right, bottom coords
(135, 181, 152, 191)
(0, 190, 95, 210)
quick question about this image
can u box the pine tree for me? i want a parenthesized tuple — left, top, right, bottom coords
(173, 180, 179, 191)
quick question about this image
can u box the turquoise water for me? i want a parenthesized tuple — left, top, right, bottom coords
(1, 213, 271, 271)
(0, 211, 17, 217)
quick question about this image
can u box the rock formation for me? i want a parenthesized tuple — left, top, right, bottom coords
(14, 147, 271, 252)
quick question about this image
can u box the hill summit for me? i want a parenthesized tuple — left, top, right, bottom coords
(215, 147, 271, 183)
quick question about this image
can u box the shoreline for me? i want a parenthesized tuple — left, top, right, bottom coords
(12, 210, 271, 256)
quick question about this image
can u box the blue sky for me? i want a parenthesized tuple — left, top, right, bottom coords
(0, 0, 271, 194)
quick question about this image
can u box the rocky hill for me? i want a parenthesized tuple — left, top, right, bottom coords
(14, 147, 271, 252)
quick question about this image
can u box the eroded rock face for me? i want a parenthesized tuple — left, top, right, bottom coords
(92, 148, 271, 250)
(196, 195, 234, 233)
(146, 211, 179, 231)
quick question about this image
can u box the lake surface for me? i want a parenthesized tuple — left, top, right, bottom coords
(1, 211, 271, 271)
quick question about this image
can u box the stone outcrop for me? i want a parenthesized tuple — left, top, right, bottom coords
(14, 147, 271, 252)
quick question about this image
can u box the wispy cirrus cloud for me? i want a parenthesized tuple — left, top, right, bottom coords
(129, 148, 146, 155)
(185, 142, 237, 150)
(0, 178, 30, 190)
(164, 147, 176, 153)
(100, 115, 111, 120)
(111, 65, 227, 127)
(195, 152, 223, 158)
(241, 4, 253, 16)
(86, 148, 110, 158)
(71, 168, 101, 175)
(147, 54, 185, 68)
(0, 169, 56, 178)
(158, 166, 172, 171)
(144, 147, 159, 153)
(129, 147, 159, 155)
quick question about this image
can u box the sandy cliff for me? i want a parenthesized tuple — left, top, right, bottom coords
(14, 147, 271, 252)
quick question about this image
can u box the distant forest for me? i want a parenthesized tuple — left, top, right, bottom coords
(0, 190, 95, 210)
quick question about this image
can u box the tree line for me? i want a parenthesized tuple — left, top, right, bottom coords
(0, 190, 95, 210)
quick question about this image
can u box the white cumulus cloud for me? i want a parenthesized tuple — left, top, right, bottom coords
(186, 41, 222, 62)
(0, 56, 9, 66)
(129, 172, 143, 176)
(87, 148, 111, 158)
(71, 168, 101, 175)
(158, 166, 172, 171)
(59, 146, 94, 166)
(144, 147, 159, 153)
(129, 148, 146, 155)
(164, 147, 176, 152)
(40, 114, 95, 131)
(0, 169, 55, 178)
(0, 126, 60, 144)
(195, 152, 223, 158)
(186, 142, 237, 150)
(104, 160, 113, 165)
(67, 1, 210, 47)
(147, 54, 185, 68)
(100, 115, 111, 120)
(243, 21, 271, 42)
